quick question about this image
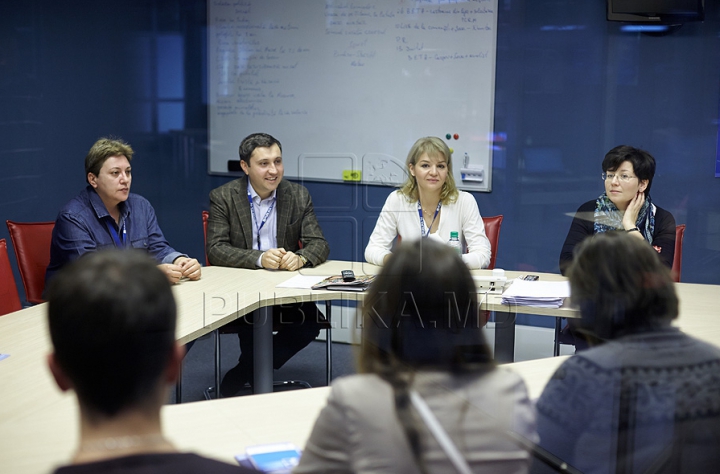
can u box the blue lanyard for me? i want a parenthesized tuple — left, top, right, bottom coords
(418, 201, 442, 238)
(248, 192, 276, 251)
(104, 217, 126, 248)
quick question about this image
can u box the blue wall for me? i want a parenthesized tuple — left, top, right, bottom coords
(2, 0, 719, 304)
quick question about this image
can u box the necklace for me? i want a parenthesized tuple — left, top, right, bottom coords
(78, 434, 170, 453)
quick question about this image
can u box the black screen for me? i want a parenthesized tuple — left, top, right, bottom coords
(608, 0, 704, 22)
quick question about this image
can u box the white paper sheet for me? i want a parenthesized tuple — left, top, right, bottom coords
(502, 279, 570, 298)
(275, 274, 331, 289)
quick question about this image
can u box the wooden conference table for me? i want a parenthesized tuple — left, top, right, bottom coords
(1, 261, 719, 473)
(174, 261, 574, 393)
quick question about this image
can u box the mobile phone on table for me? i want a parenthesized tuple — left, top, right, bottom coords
(521, 274, 539, 281)
(245, 442, 301, 473)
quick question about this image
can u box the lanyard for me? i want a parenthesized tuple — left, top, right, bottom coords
(418, 201, 442, 238)
(248, 192, 276, 251)
(104, 217, 126, 248)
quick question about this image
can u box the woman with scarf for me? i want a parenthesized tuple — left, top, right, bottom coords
(557, 145, 676, 351)
(559, 145, 676, 275)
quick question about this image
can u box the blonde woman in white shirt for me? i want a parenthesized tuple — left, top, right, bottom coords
(365, 137, 492, 269)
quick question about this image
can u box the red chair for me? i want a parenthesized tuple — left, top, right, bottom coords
(672, 224, 686, 283)
(0, 238, 22, 315)
(202, 211, 332, 398)
(6, 220, 55, 304)
(482, 215, 503, 270)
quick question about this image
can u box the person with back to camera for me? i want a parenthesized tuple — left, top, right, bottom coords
(295, 239, 537, 474)
(365, 136, 492, 269)
(46, 137, 202, 286)
(533, 231, 720, 474)
(559, 145, 676, 275)
(46, 250, 254, 473)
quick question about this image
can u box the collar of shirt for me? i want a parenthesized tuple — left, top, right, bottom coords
(247, 181, 277, 205)
(87, 185, 130, 227)
(247, 181, 278, 251)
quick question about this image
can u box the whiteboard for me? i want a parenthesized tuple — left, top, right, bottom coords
(208, 0, 498, 192)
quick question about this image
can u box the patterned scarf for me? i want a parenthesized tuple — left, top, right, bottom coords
(594, 193, 656, 244)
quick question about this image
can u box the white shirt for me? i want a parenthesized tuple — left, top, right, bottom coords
(247, 181, 277, 267)
(365, 190, 492, 269)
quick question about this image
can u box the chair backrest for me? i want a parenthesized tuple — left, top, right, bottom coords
(6, 220, 55, 304)
(672, 224, 685, 283)
(202, 210, 210, 267)
(482, 215, 503, 270)
(0, 238, 22, 315)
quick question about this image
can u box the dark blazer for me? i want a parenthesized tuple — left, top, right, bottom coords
(207, 178, 329, 269)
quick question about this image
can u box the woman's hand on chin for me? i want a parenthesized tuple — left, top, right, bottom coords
(623, 192, 645, 229)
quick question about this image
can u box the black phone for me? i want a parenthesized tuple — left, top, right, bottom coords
(341, 270, 355, 282)
(521, 274, 539, 281)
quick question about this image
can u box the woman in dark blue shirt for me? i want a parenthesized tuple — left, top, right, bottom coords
(46, 138, 201, 286)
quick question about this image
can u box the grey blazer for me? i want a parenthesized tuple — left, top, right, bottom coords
(295, 371, 537, 474)
(207, 178, 329, 269)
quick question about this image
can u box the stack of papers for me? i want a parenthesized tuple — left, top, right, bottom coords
(501, 279, 570, 308)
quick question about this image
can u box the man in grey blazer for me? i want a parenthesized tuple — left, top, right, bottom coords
(207, 132, 330, 397)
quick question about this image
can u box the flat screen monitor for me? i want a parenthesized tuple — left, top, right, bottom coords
(607, 0, 704, 23)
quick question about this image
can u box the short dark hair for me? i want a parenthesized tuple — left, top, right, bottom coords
(46, 250, 176, 417)
(238, 132, 282, 165)
(85, 137, 134, 182)
(360, 238, 493, 374)
(602, 145, 656, 195)
(568, 231, 678, 342)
